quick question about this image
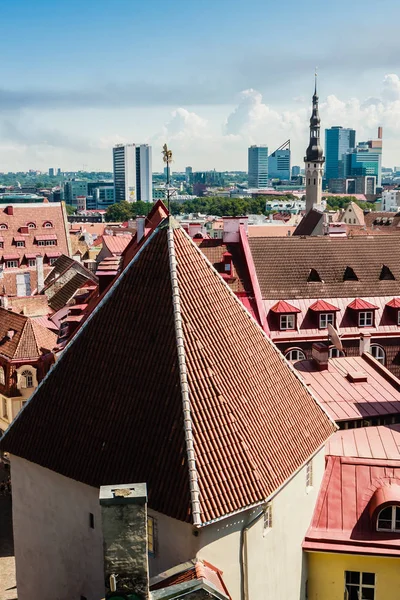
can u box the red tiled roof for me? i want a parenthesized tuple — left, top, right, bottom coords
(270, 300, 301, 313)
(35, 234, 57, 241)
(309, 300, 340, 312)
(387, 298, 400, 308)
(1, 220, 335, 524)
(304, 425, 400, 556)
(150, 559, 230, 598)
(24, 253, 37, 259)
(102, 234, 132, 255)
(0, 307, 57, 360)
(45, 252, 62, 258)
(13, 235, 25, 242)
(348, 298, 378, 310)
(3, 254, 19, 260)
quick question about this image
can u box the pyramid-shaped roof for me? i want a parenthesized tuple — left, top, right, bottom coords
(0, 307, 57, 360)
(1, 220, 335, 525)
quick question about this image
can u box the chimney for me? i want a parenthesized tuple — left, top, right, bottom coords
(222, 216, 248, 243)
(312, 342, 329, 370)
(136, 216, 146, 243)
(0, 296, 8, 309)
(378, 126, 383, 140)
(36, 255, 45, 293)
(360, 332, 371, 355)
(100, 483, 149, 599)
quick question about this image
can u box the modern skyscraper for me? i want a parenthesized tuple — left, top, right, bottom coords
(185, 166, 193, 184)
(291, 166, 301, 177)
(48, 168, 54, 177)
(64, 180, 88, 206)
(344, 128, 383, 187)
(268, 140, 291, 180)
(325, 126, 356, 181)
(248, 145, 268, 188)
(113, 143, 152, 203)
(304, 76, 325, 213)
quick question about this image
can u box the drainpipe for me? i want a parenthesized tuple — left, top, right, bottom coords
(241, 508, 265, 600)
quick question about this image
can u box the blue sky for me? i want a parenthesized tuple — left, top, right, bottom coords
(2, 0, 400, 171)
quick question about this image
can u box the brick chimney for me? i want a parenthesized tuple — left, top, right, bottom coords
(360, 332, 371, 355)
(100, 483, 149, 599)
(136, 216, 146, 243)
(222, 216, 248, 243)
(36, 255, 45, 293)
(312, 342, 329, 370)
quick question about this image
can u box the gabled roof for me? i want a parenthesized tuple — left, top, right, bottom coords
(0, 307, 57, 360)
(150, 559, 230, 599)
(270, 300, 301, 313)
(309, 300, 340, 312)
(348, 298, 378, 310)
(1, 220, 335, 525)
(102, 234, 132, 255)
(386, 298, 400, 308)
(293, 208, 324, 237)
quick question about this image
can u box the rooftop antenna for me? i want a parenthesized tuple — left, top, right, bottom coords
(162, 143, 175, 212)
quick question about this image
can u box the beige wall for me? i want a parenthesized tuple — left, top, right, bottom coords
(11, 455, 105, 600)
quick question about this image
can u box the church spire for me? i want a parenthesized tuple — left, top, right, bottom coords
(304, 75, 325, 213)
(305, 73, 324, 162)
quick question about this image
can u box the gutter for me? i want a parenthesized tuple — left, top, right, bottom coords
(240, 508, 265, 600)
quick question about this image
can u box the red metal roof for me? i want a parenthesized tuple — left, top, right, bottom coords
(13, 235, 26, 242)
(270, 300, 301, 314)
(3, 254, 19, 260)
(295, 354, 400, 422)
(348, 298, 378, 310)
(150, 559, 231, 598)
(309, 300, 340, 312)
(304, 425, 400, 556)
(102, 234, 132, 255)
(387, 298, 400, 308)
(24, 253, 37, 259)
(45, 252, 62, 258)
(35, 234, 57, 241)
(1, 220, 335, 525)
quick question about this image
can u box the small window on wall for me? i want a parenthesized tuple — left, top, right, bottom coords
(285, 348, 306, 362)
(345, 571, 375, 600)
(319, 313, 334, 329)
(21, 370, 33, 388)
(263, 502, 272, 532)
(359, 311, 373, 327)
(370, 345, 385, 365)
(377, 505, 400, 532)
(306, 460, 313, 489)
(280, 314, 295, 330)
(329, 347, 344, 358)
(0, 367, 5, 385)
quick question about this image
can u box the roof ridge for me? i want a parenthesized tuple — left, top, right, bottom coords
(167, 222, 201, 526)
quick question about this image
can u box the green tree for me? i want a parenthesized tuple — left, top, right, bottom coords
(105, 201, 135, 222)
(65, 204, 76, 216)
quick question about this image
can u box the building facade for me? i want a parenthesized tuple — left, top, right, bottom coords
(325, 126, 356, 182)
(344, 129, 383, 187)
(248, 145, 268, 188)
(113, 143, 152, 203)
(304, 78, 325, 212)
(64, 180, 88, 207)
(268, 141, 291, 180)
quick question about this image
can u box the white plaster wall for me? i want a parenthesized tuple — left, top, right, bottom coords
(11, 456, 105, 600)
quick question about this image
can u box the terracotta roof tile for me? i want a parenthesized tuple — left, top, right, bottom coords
(1, 219, 335, 524)
(0, 307, 57, 359)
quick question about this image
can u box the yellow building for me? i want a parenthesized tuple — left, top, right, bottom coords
(304, 426, 400, 600)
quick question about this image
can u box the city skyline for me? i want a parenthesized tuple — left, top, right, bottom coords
(2, 0, 400, 171)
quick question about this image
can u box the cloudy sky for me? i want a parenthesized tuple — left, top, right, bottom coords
(2, 0, 400, 172)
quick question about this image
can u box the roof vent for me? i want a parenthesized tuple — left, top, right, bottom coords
(6, 329, 15, 340)
(380, 265, 395, 281)
(343, 266, 358, 281)
(307, 268, 323, 283)
(346, 371, 368, 383)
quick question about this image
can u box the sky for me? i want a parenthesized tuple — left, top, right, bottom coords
(2, 0, 400, 172)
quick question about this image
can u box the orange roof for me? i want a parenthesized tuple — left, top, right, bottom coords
(387, 298, 400, 308)
(0, 307, 57, 360)
(1, 219, 335, 524)
(150, 559, 230, 598)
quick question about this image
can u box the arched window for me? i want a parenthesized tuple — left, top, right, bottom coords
(377, 505, 400, 531)
(27, 222, 36, 229)
(43, 221, 53, 228)
(329, 347, 344, 358)
(370, 345, 386, 365)
(285, 348, 306, 362)
(0, 367, 5, 385)
(0, 223, 8, 230)
(21, 370, 33, 388)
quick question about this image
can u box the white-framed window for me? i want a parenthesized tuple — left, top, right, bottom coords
(43, 221, 53, 228)
(0, 224, 8, 230)
(28, 259, 36, 267)
(21, 370, 33, 388)
(280, 314, 295, 330)
(49, 257, 58, 265)
(37, 240, 56, 246)
(345, 571, 375, 600)
(27, 222, 36, 229)
(16, 241, 25, 248)
(264, 502, 272, 532)
(319, 313, 334, 329)
(306, 460, 313, 489)
(329, 347, 344, 358)
(370, 345, 386, 365)
(397, 310, 400, 326)
(377, 505, 400, 532)
(359, 311, 373, 327)
(0, 367, 5, 385)
(6, 260, 18, 269)
(147, 515, 157, 557)
(285, 348, 306, 362)
(2, 397, 7, 418)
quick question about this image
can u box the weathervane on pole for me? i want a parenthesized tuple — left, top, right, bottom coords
(162, 144, 174, 212)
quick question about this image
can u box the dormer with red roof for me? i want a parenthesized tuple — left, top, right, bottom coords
(348, 298, 378, 327)
(269, 300, 301, 331)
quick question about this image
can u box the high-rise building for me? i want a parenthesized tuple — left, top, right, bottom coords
(291, 165, 301, 178)
(325, 126, 356, 182)
(248, 145, 268, 188)
(185, 166, 193, 184)
(268, 141, 291, 180)
(344, 128, 382, 187)
(64, 180, 88, 206)
(304, 76, 325, 213)
(113, 143, 152, 203)
(48, 168, 54, 177)
(57, 168, 62, 176)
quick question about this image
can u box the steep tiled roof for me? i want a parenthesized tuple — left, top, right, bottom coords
(193, 238, 251, 293)
(248, 236, 400, 299)
(293, 208, 324, 236)
(0, 307, 57, 359)
(1, 220, 335, 525)
(48, 273, 91, 311)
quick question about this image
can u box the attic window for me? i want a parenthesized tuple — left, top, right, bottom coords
(43, 221, 53, 228)
(27, 222, 36, 229)
(380, 265, 395, 281)
(377, 505, 400, 532)
(0, 224, 8, 230)
(307, 268, 323, 283)
(344, 266, 358, 281)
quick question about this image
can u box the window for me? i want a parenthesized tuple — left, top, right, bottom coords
(2, 398, 7, 418)
(0, 367, 5, 385)
(359, 311, 373, 327)
(37, 240, 56, 246)
(370, 345, 385, 365)
(27, 222, 36, 229)
(307, 268, 323, 282)
(264, 502, 272, 532)
(49, 257, 58, 265)
(345, 571, 375, 600)
(380, 265, 395, 281)
(313, 178, 316, 185)
(21, 370, 33, 388)
(319, 313, 334, 329)
(329, 347, 344, 358)
(308, 179, 310, 185)
(398, 311, 400, 326)
(0, 242, 3, 249)
(16, 241, 25, 248)
(147, 516, 156, 557)
(285, 348, 306, 362)
(6, 260, 18, 268)
(306, 460, 313, 488)
(28, 259, 36, 267)
(0, 224, 8, 230)
(280, 314, 295, 330)
(343, 266, 358, 281)
(377, 505, 400, 532)
(89, 513, 95, 529)
(43, 221, 53, 228)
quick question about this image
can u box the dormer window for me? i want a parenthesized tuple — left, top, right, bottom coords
(280, 314, 295, 330)
(380, 265, 395, 280)
(43, 221, 53, 228)
(359, 311, 373, 327)
(344, 266, 358, 281)
(308, 268, 323, 283)
(377, 505, 400, 532)
(0, 224, 8, 230)
(319, 313, 334, 329)
(27, 222, 36, 229)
